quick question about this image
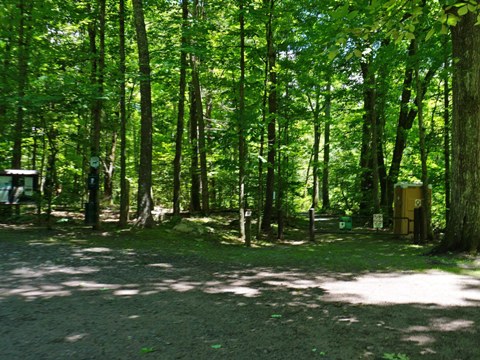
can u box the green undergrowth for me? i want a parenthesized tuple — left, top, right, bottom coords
(0, 215, 478, 277)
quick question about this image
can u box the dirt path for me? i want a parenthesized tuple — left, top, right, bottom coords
(1, 236, 479, 360)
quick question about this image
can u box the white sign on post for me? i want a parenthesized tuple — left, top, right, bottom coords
(373, 214, 383, 229)
(90, 156, 100, 169)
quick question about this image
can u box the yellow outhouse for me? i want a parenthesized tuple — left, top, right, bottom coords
(393, 182, 431, 235)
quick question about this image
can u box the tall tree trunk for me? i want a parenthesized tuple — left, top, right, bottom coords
(119, 0, 129, 227)
(192, 65, 209, 214)
(443, 38, 451, 229)
(45, 129, 59, 230)
(444, 11, 480, 253)
(39, 116, 48, 196)
(262, 0, 276, 232)
(415, 44, 432, 242)
(90, 0, 105, 159)
(370, 82, 380, 214)
(173, 0, 189, 217)
(277, 82, 290, 241)
(322, 76, 332, 210)
(12, 0, 32, 169)
(307, 90, 321, 210)
(79, 115, 88, 206)
(32, 127, 38, 170)
(190, 0, 209, 215)
(189, 84, 201, 212)
(256, 57, 269, 238)
(86, 0, 105, 230)
(132, 0, 154, 228)
(204, 93, 215, 206)
(375, 65, 388, 211)
(311, 118, 320, 210)
(359, 60, 379, 214)
(238, 0, 247, 241)
(276, 125, 284, 240)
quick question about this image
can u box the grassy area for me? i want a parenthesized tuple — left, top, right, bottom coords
(1, 214, 478, 277)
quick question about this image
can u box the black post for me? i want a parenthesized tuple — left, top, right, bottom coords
(309, 208, 315, 242)
(413, 207, 423, 243)
(245, 210, 252, 247)
(85, 166, 99, 228)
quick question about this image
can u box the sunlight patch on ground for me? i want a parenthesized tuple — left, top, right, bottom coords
(79, 247, 112, 253)
(402, 334, 435, 346)
(320, 271, 480, 306)
(1, 284, 72, 299)
(158, 279, 203, 292)
(401, 317, 474, 349)
(429, 318, 474, 331)
(114, 289, 140, 296)
(147, 263, 173, 268)
(264, 278, 321, 289)
(10, 265, 98, 278)
(65, 333, 89, 343)
(335, 316, 360, 324)
(62, 280, 121, 290)
(170, 282, 200, 292)
(204, 284, 260, 297)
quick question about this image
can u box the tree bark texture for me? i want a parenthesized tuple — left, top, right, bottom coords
(98, 0, 111, 203)
(238, 0, 246, 241)
(132, 0, 154, 228)
(119, 0, 129, 227)
(445, 11, 480, 253)
(87, 0, 105, 230)
(89, 0, 104, 158)
(262, 0, 276, 232)
(45, 131, 58, 230)
(359, 60, 379, 214)
(256, 58, 268, 238)
(443, 38, 451, 228)
(375, 63, 388, 210)
(189, 84, 201, 212)
(415, 49, 433, 242)
(173, 0, 188, 216)
(311, 117, 320, 210)
(322, 77, 332, 210)
(190, 0, 209, 215)
(307, 90, 321, 210)
(192, 65, 209, 214)
(277, 83, 290, 241)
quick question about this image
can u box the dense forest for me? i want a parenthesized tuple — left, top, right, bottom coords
(1, 0, 479, 252)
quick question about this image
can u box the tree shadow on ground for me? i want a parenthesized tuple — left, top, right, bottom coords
(1, 231, 479, 360)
